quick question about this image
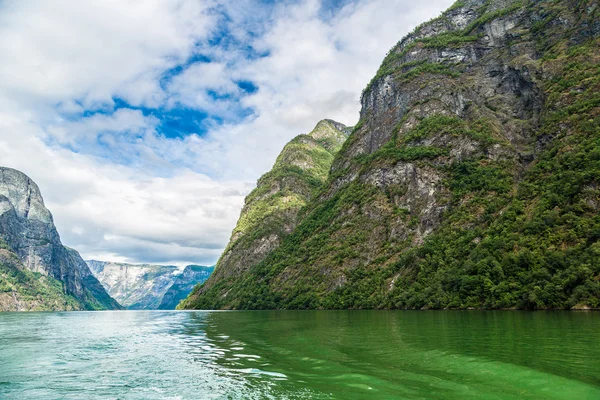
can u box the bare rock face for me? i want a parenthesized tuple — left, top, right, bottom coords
(0, 169, 52, 224)
(0, 167, 121, 310)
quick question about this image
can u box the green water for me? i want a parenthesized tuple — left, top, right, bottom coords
(0, 311, 598, 399)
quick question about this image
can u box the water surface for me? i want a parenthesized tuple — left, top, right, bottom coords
(0, 311, 598, 399)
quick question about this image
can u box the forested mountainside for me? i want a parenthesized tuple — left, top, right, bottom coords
(180, 120, 350, 308)
(87, 261, 213, 309)
(0, 167, 121, 311)
(184, 0, 600, 310)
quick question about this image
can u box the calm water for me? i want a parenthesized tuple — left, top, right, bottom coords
(0, 311, 599, 399)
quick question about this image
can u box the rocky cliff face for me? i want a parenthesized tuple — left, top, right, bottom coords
(0, 245, 82, 311)
(161, 265, 213, 310)
(185, 0, 600, 310)
(180, 120, 350, 308)
(0, 167, 121, 310)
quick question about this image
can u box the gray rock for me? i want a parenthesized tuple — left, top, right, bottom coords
(0, 167, 121, 310)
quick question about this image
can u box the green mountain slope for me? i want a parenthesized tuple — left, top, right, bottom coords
(185, 0, 600, 310)
(180, 120, 350, 308)
(0, 242, 81, 311)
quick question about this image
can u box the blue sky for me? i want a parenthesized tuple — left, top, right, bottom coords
(53, 0, 367, 158)
(0, 0, 454, 265)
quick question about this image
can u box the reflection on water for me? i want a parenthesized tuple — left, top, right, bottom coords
(0, 310, 599, 399)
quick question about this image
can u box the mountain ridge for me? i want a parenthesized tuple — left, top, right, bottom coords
(180, 119, 350, 308)
(183, 0, 600, 310)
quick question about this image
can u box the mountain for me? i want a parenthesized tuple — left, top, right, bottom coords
(87, 260, 178, 309)
(179, 119, 350, 309)
(0, 244, 82, 311)
(87, 260, 213, 309)
(183, 0, 600, 310)
(160, 265, 214, 309)
(0, 167, 121, 311)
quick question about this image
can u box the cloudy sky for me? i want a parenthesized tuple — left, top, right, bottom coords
(0, 0, 453, 266)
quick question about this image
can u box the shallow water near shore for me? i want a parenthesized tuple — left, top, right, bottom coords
(0, 310, 598, 399)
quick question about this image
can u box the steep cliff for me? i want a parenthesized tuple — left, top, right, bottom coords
(0, 244, 82, 311)
(159, 265, 213, 309)
(180, 120, 350, 308)
(185, 0, 600, 310)
(0, 167, 121, 310)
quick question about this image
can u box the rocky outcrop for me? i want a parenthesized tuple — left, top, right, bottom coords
(160, 265, 213, 309)
(180, 120, 350, 309)
(0, 167, 121, 310)
(185, 0, 600, 310)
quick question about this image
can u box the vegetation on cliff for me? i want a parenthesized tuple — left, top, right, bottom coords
(180, 120, 350, 308)
(184, 0, 600, 310)
(0, 241, 81, 311)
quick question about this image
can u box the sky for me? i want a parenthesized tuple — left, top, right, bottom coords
(0, 0, 454, 266)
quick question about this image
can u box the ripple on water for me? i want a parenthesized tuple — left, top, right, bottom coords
(0, 310, 599, 400)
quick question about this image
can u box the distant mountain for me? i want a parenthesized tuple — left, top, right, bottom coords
(160, 265, 214, 310)
(87, 260, 213, 309)
(0, 167, 121, 311)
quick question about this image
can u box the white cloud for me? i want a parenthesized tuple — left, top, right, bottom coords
(0, 0, 454, 265)
(0, 0, 216, 108)
(46, 108, 155, 145)
(165, 62, 248, 120)
(198, 0, 455, 180)
(0, 107, 249, 265)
